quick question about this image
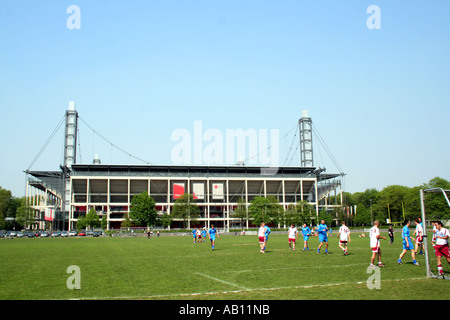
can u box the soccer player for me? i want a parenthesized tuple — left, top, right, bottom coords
(398, 220, 419, 266)
(201, 227, 207, 243)
(431, 220, 438, 248)
(337, 221, 351, 255)
(208, 224, 219, 251)
(197, 228, 202, 243)
(434, 221, 450, 277)
(388, 225, 394, 245)
(317, 220, 329, 254)
(301, 224, 311, 251)
(258, 222, 266, 254)
(263, 224, 271, 251)
(288, 224, 298, 250)
(192, 228, 197, 244)
(369, 221, 386, 268)
(413, 218, 424, 255)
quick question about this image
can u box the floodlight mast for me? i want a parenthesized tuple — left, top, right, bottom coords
(64, 101, 78, 168)
(63, 101, 78, 214)
(299, 110, 313, 168)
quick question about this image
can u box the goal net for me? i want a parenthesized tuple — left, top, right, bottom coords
(420, 188, 450, 279)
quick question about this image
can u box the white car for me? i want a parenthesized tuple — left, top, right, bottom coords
(69, 230, 78, 237)
(61, 231, 69, 237)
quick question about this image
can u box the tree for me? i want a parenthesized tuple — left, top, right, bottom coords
(0, 187, 13, 230)
(353, 203, 371, 226)
(353, 188, 379, 209)
(15, 197, 33, 229)
(284, 204, 301, 227)
(284, 200, 314, 227)
(171, 193, 200, 228)
(156, 212, 172, 229)
(232, 197, 248, 229)
(129, 192, 157, 229)
(423, 177, 450, 220)
(248, 196, 283, 226)
(121, 212, 133, 229)
(101, 215, 107, 230)
(297, 200, 314, 225)
(85, 208, 101, 229)
(318, 209, 333, 227)
(375, 185, 410, 224)
(76, 215, 86, 231)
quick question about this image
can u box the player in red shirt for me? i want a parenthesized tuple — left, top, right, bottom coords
(434, 221, 450, 277)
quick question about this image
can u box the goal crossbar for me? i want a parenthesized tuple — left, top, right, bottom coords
(420, 188, 450, 279)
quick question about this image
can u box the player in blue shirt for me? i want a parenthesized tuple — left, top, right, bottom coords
(208, 224, 219, 251)
(301, 223, 311, 251)
(192, 228, 197, 244)
(317, 220, 329, 254)
(398, 220, 419, 265)
(263, 224, 271, 250)
(201, 227, 207, 243)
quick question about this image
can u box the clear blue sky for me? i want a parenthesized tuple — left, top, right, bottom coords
(1, 0, 449, 197)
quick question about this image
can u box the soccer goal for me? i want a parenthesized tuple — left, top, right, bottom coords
(420, 188, 450, 280)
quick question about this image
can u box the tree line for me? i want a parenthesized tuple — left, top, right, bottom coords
(0, 176, 448, 230)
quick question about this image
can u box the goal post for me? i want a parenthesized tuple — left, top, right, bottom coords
(420, 188, 450, 279)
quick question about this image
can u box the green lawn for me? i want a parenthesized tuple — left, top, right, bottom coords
(0, 233, 448, 300)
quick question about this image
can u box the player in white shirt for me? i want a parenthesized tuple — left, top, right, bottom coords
(288, 224, 299, 250)
(413, 218, 424, 255)
(337, 221, 351, 255)
(196, 229, 202, 244)
(369, 221, 386, 267)
(258, 222, 267, 254)
(434, 221, 450, 277)
(431, 221, 438, 248)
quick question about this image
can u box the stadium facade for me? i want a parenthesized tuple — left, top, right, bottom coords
(25, 103, 343, 231)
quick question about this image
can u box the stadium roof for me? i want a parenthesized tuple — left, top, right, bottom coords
(25, 170, 65, 194)
(70, 164, 341, 180)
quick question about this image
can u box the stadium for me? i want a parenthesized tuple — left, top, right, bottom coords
(14, 103, 450, 302)
(25, 102, 344, 231)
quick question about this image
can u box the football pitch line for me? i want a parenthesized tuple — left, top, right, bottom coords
(219, 262, 369, 274)
(195, 272, 251, 290)
(70, 276, 426, 300)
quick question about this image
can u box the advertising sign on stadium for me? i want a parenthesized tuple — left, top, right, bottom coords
(212, 182, 224, 200)
(173, 183, 185, 200)
(192, 183, 205, 200)
(45, 208, 54, 221)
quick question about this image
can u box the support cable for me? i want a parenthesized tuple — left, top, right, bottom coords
(78, 116, 151, 165)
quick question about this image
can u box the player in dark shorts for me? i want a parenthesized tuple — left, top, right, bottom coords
(388, 225, 394, 245)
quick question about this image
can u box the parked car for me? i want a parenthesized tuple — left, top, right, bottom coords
(68, 230, 77, 237)
(0, 232, 5, 238)
(6, 231, 17, 238)
(93, 231, 102, 237)
(40, 231, 50, 237)
(16, 232, 25, 238)
(85, 231, 94, 237)
(24, 232, 35, 238)
(61, 231, 69, 237)
(51, 231, 61, 237)
(78, 231, 86, 236)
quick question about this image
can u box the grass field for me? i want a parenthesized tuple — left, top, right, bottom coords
(0, 232, 449, 300)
